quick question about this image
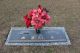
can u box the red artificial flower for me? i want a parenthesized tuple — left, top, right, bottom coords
(24, 15, 32, 28)
(34, 23, 43, 30)
(31, 17, 43, 29)
(38, 4, 43, 9)
(23, 5, 51, 30)
(28, 10, 33, 18)
(41, 14, 51, 23)
(39, 10, 51, 23)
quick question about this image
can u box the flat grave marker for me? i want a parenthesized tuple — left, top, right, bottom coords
(5, 27, 71, 46)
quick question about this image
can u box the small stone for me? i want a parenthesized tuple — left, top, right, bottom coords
(21, 36, 26, 40)
(31, 36, 35, 39)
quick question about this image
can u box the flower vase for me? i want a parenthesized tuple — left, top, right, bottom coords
(36, 29, 41, 34)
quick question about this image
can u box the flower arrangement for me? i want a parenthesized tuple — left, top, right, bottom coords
(24, 5, 51, 34)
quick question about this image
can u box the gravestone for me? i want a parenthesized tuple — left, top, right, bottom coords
(5, 27, 71, 46)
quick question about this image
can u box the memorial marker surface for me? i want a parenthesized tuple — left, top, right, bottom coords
(5, 27, 71, 46)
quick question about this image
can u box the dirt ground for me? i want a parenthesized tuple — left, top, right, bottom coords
(0, 0, 80, 53)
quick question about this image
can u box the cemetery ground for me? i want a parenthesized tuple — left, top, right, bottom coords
(0, 0, 80, 53)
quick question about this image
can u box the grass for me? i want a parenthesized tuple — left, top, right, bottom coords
(0, 0, 80, 53)
(46, 48, 53, 53)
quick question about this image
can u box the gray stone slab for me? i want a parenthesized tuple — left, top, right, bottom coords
(5, 27, 71, 46)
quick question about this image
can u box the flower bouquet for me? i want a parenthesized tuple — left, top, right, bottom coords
(24, 5, 51, 34)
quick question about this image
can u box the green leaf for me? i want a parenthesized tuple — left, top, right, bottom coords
(53, 16, 57, 26)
